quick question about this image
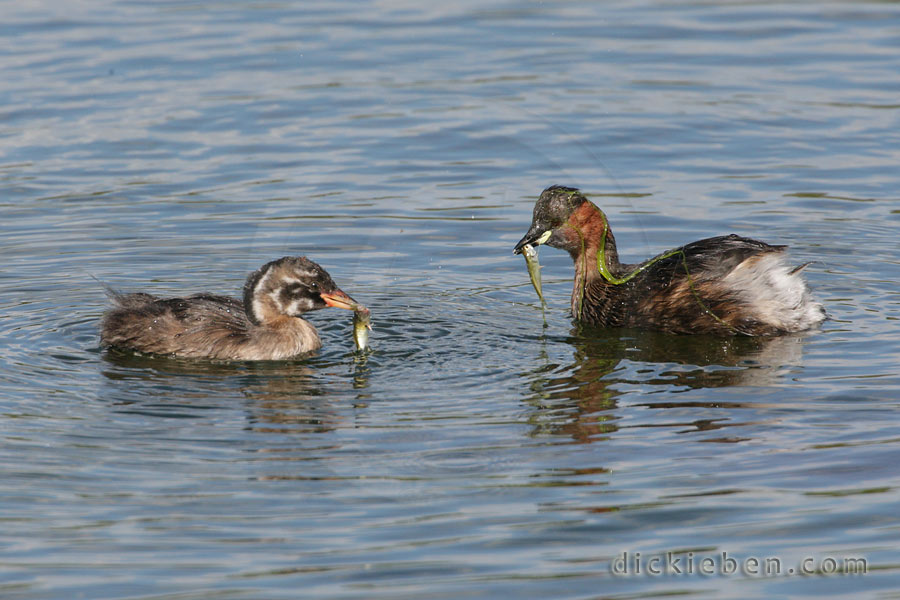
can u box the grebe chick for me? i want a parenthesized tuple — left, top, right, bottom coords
(514, 186, 826, 336)
(100, 256, 359, 360)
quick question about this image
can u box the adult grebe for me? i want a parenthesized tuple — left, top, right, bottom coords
(514, 186, 825, 335)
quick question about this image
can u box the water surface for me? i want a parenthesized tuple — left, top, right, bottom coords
(2, 1, 899, 598)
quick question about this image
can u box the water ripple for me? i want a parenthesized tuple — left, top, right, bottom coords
(2, 1, 900, 599)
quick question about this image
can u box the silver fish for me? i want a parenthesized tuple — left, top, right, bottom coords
(522, 244, 546, 308)
(353, 306, 372, 351)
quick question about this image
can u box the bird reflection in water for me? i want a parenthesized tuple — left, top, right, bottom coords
(101, 348, 370, 482)
(101, 348, 366, 436)
(523, 326, 809, 443)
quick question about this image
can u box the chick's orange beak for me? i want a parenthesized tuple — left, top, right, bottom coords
(320, 288, 358, 310)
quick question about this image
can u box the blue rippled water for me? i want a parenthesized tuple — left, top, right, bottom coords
(2, 1, 899, 598)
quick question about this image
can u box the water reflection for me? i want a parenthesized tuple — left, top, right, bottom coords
(350, 352, 372, 393)
(241, 374, 339, 436)
(524, 327, 810, 443)
(100, 349, 351, 434)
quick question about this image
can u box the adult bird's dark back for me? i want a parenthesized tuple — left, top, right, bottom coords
(100, 256, 359, 360)
(514, 186, 825, 336)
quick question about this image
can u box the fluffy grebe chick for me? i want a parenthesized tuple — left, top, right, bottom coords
(100, 256, 359, 360)
(514, 186, 825, 336)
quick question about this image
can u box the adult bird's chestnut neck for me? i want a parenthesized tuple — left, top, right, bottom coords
(555, 200, 624, 281)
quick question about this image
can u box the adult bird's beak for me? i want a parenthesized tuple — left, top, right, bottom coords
(513, 226, 552, 255)
(320, 288, 359, 310)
